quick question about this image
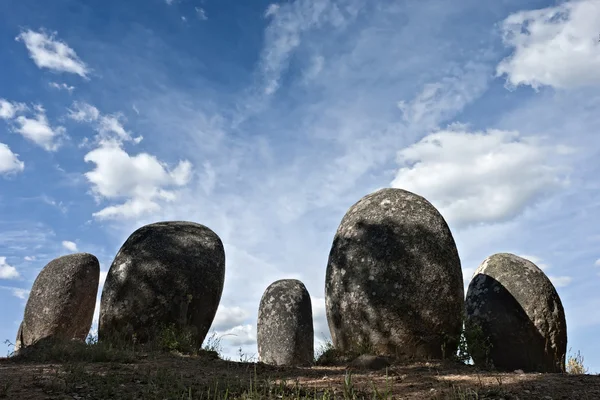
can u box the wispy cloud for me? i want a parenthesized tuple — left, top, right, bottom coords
(397, 62, 491, 132)
(195, 7, 207, 20)
(49, 82, 75, 93)
(68, 101, 142, 145)
(264, 4, 280, 18)
(0, 286, 29, 300)
(549, 276, 573, 288)
(16, 29, 90, 78)
(0, 257, 19, 279)
(497, 0, 600, 90)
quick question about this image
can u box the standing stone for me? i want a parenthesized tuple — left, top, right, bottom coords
(19, 253, 100, 349)
(325, 188, 463, 359)
(465, 253, 567, 372)
(257, 279, 314, 366)
(99, 221, 225, 347)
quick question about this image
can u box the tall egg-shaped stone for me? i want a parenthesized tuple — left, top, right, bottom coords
(257, 279, 314, 366)
(99, 221, 225, 347)
(19, 253, 100, 349)
(465, 253, 567, 372)
(325, 188, 463, 359)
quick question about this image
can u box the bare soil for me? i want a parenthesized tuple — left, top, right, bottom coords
(1, 352, 599, 399)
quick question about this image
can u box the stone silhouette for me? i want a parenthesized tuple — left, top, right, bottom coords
(257, 279, 314, 366)
(17, 253, 99, 351)
(465, 253, 567, 372)
(325, 188, 463, 359)
(99, 221, 225, 348)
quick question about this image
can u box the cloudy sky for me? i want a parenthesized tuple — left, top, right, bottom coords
(1, 0, 599, 371)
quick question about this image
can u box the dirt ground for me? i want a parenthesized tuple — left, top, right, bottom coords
(1, 352, 599, 400)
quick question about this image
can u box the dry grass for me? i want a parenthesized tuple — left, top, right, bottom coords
(1, 338, 599, 399)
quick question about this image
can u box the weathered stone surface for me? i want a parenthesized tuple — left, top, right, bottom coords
(19, 253, 99, 349)
(325, 188, 464, 359)
(257, 279, 314, 366)
(14, 322, 23, 353)
(99, 221, 225, 347)
(465, 253, 567, 372)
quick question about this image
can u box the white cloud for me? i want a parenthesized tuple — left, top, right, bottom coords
(61, 240, 78, 252)
(23, 256, 36, 261)
(215, 324, 256, 347)
(68, 101, 100, 122)
(497, 0, 600, 89)
(0, 257, 19, 279)
(13, 105, 65, 151)
(264, 4, 280, 18)
(195, 7, 208, 20)
(212, 305, 249, 331)
(49, 82, 75, 93)
(595, 258, 600, 267)
(0, 143, 25, 175)
(0, 99, 26, 120)
(16, 29, 90, 78)
(391, 128, 572, 228)
(83, 141, 193, 219)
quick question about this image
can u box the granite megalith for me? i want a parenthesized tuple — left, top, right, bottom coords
(17, 253, 100, 351)
(257, 279, 314, 366)
(465, 253, 567, 372)
(325, 188, 464, 359)
(99, 221, 225, 347)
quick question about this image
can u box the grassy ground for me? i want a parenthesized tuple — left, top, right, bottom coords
(0, 336, 599, 399)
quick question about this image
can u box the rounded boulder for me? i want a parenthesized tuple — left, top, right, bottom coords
(19, 253, 100, 349)
(465, 253, 567, 372)
(98, 221, 225, 347)
(257, 279, 314, 366)
(325, 188, 464, 359)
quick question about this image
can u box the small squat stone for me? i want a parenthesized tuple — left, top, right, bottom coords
(257, 279, 314, 366)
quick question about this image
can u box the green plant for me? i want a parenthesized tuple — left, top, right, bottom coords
(156, 323, 198, 354)
(314, 335, 335, 363)
(0, 381, 10, 398)
(460, 322, 493, 368)
(237, 346, 256, 363)
(342, 370, 356, 400)
(202, 331, 224, 355)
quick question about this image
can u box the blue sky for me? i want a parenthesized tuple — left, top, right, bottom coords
(1, 0, 599, 371)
